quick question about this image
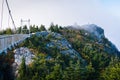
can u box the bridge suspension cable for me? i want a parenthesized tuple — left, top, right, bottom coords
(0, 0, 4, 30)
(5, 0, 16, 31)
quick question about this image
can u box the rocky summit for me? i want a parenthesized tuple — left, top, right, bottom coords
(67, 24, 119, 55)
(68, 24, 105, 39)
(80, 24, 105, 39)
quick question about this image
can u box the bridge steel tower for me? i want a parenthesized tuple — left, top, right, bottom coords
(21, 19, 30, 36)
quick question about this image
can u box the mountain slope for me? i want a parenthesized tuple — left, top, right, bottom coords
(1, 24, 120, 80)
(65, 24, 119, 56)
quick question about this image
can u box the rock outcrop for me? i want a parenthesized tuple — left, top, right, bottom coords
(12, 47, 35, 77)
(14, 47, 35, 65)
(67, 24, 120, 55)
(36, 31, 82, 59)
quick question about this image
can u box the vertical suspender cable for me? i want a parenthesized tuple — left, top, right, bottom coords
(1, 0, 4, 30)
(5, 0, 16, 31)
(8, 14, 10, 28)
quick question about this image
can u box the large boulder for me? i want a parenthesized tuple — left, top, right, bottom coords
(14, 47, 35, 65)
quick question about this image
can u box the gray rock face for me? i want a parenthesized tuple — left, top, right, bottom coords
(68, 24, 120, 55)
(47, 33, 79, 56)
(14, 47, 35, 65)
(36, 31, 49, 37)
(12, 47, 35, 77)
(35, 31, 82, 59)
(71, 24, 105, 39)
(104, 41, 120, 55)
(80, 24, 105, 39)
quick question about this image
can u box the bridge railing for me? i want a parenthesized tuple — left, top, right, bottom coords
(0, 34, 29, 53)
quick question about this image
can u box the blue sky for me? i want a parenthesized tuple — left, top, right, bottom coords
(0, 0, 120, 50)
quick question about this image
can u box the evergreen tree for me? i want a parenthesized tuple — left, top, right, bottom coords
(17, 57, 26, 80)
(63, 61, 75, 80)
(5, 28, 13, 34)
(84, 62, 95, 80)
(17, 27, 22, 34)
(48, 23, 60, 32)
(46, 64, 62, 80)
(32, 72, 40, 80)
(101, 57, 120, 80)
(22, 25, 29, 34)
(39, 25, 46, 31)
(48, 23, 54, 32)
(74, 60, 81, 80)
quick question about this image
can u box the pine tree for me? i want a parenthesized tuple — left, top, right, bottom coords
(17, 57, 27, 80)
(32, 72, 40, 80)
(46, 64, 62, 80)
(101, 59, 120, 80)
(74, 60, 81, 80)
(39, 25, 46, 31)
(48, 24, 54, 32)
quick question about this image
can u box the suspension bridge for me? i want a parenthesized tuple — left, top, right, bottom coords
(0, 0, 30, 54)
(0, 34, 29, 53)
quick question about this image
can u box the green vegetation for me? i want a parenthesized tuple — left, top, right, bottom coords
(17, 57, 27, 80)
(48, 23, 60, 32)
(0, 24, 120, 80)
(59, 27, 120, 80)
(0, 51, 14, 80)
(0, 28, 14, 35)
(17, 25, 47, 34)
